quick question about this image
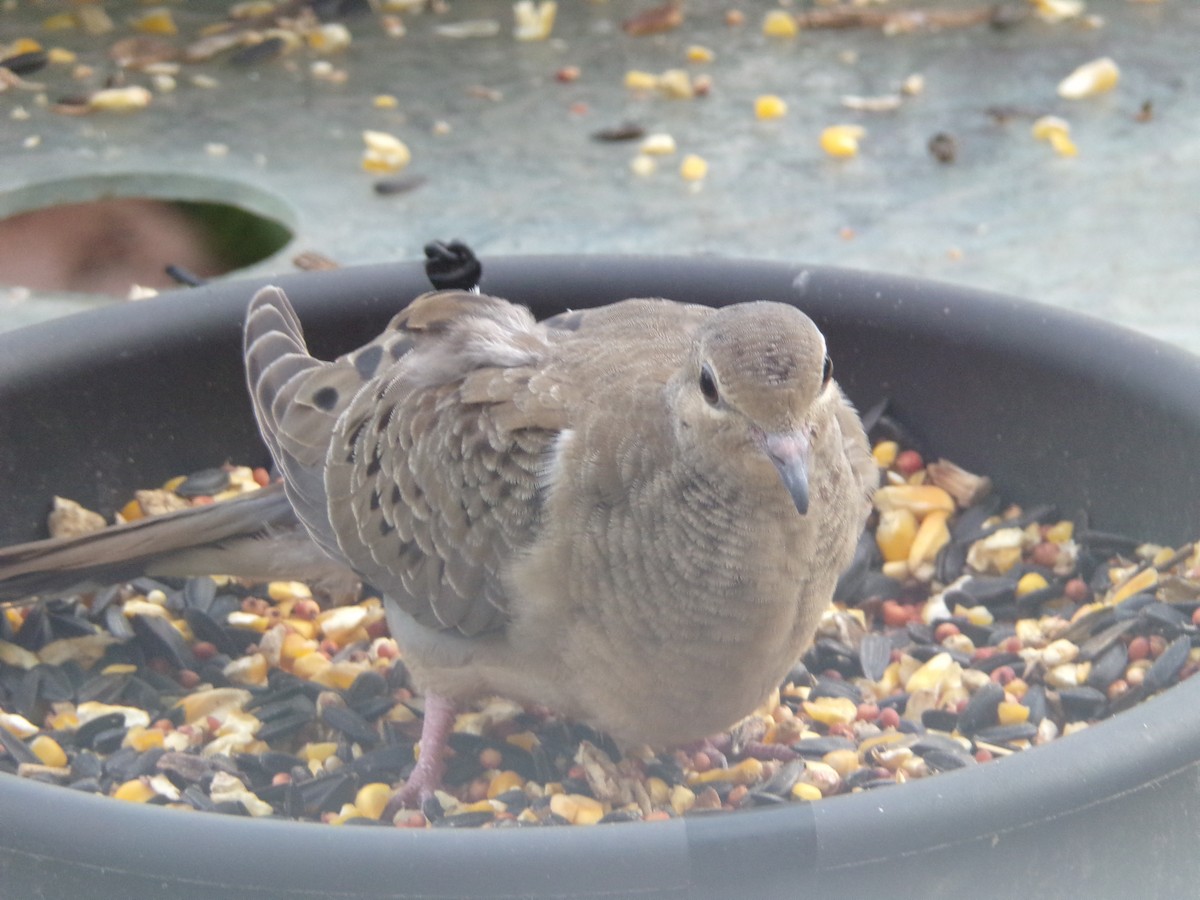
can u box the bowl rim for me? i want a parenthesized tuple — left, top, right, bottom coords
(2, 256, 1199, 898)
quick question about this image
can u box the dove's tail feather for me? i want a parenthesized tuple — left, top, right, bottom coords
(0, 484, 301, 604)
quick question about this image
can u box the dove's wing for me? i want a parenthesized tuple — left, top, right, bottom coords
(246, 287, 579, 637)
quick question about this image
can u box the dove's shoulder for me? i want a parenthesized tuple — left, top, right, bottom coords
(320, 291, 578, 637)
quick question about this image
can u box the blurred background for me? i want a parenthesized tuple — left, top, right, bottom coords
(0, 0, 1196, 351)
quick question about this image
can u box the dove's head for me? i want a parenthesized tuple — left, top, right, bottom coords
(675, 302, 835, 516)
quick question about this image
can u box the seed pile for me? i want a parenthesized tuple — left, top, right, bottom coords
(2, 449, 1198, 828)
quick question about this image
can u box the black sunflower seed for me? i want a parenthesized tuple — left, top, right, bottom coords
(321, 704, 378, 746)
(1058, 687, 1107, 721)
(74, 712, 127, 749)
(1086, 643, 1128, 691)
(0, 727, 39, 765)
(435, 810, 496, 828)
(973, 723, 1038, 744)
(1145, 636, 1191, 691)
(175, 468, 231, 497)
(858, 633, 892, 682)
(793, 736, 856, 758)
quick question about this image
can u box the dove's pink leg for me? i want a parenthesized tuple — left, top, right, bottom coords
(395, 692, 457, 809)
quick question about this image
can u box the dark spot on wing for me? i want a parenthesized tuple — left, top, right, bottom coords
(354, 345, 384, 381)
(313, 386, 339, 411)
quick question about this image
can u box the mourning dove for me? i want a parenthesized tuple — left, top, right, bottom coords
(0, 284, 876, 805)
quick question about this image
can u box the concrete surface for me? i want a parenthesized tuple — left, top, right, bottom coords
(0, 0, 1197, 353)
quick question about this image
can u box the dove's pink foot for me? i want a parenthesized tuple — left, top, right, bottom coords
(390, 692, 457, 814)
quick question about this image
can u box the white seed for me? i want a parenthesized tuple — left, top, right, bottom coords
(1057, 57, 1119, 99)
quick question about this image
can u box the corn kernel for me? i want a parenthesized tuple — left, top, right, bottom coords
(114, 779, 156, 802)
(640, 133, 677, 156)
(30, 735, 68, 767)
(227, 611, 270, 632)
(762, 9, 798, 37)
(669, 784, 695, 815)
(487, 770, 525, 799)
(130, 8, 178, 35)
(1031, 115, 1078, 157)
(281, 632, 319, 661)
(822, 748, 860, 779)
(89, 86, 153, 112)
(689, 758, 763, 785)
(301, 741, 339, 763)
(353, 782, 393, 820)
(119, 498, 145, 521)
(961, 604, 995, 628)
(680, 154, 708, 182)
(47, 47, 77, 64)
(646, 776, 670, 806)
(9, 37, 43, 54)
(327, 803, 359, 824)
(908, 509, 950, 569)
(309, 22, 352, 53)
(291, 651, 332, 680)
(268, 580, 312, 602)
(44, 709, 77, 732)
(876, 507, 918, 563)
(686, 45, 714, 63)
(997, 701, 1030, 726)
(505, 730, 539, 752)
(658, 69, 694, 99)
(905, 652, 958, 693)
(874, 484, 955, 517)
(124, 726, 165, 752)
(630, 154, 657, 177)
(1152, 546, 1177, 568)
(791, 782, 823, 802)
(872, 440, 899, 469)
(802, 696, 858, 726)
(224, 652, 269, 686)
(550, 792, 606, 824)
(513, 0, 557, 41)
(1016, 572, 1049, 598)
(42, 13, 77, 31)
(1057, 56, 1119, 100)
(624, 70, 659, 91)
(1031, 0, 1085, 22)
(1045, 520, 1074, 543)
(754, 94, 787, 120)
(819, 124, 865, 159)
(373, 94, 399, 109)
(361, 130, 411, 174)
(1107, 567, 1157, 606)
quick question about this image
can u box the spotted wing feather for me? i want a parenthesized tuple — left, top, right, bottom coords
(246, 287, 570, 637)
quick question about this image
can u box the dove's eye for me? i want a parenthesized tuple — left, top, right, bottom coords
(699, 363, 720, 406)
(821, 355, 833, 387)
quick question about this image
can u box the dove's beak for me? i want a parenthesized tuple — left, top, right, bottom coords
(763, 432, 811, 516)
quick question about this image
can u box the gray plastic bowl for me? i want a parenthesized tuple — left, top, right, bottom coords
(1, 257, 1199, 899)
